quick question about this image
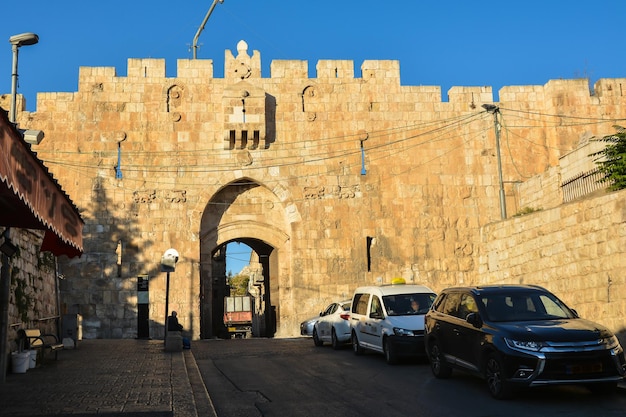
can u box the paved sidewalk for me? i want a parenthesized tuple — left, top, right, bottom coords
(1, 338, 624, 416)
(0, 339, 216, 417)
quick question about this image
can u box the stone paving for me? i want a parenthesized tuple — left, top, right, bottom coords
(1, 338, 624, 416)
(0, 339, 215, 417)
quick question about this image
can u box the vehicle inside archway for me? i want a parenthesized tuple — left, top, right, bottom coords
(206, 238, 276, 339)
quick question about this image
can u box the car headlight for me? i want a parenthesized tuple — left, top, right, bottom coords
(393, 327, 415, 336)
(603, 335, 623, 352)
(505, 338, 545, 352)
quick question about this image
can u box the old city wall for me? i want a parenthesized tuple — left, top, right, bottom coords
(5, 42, 625, 339)
(478, 188, 626, 344)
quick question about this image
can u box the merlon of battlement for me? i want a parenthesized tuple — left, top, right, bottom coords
(71, 41, 626, 105)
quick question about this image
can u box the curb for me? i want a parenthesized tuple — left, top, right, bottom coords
(183, 349, 218, 417)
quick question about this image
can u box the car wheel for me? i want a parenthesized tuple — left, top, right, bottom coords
(485, 353, 513, 400)
(352, 331, 363, 355)
(313, 328, 323, 347)
(331, 328, 341, 350)
(384, 337, 399, 365)
(428, 340, 452, 378)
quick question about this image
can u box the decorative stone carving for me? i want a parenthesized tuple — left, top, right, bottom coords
(225, 40, 260, 80)
(236, 150, 253, 166)
(133, 190, 156, 203)
(164, 190, 186, 203)
(303, 185, 361, 199)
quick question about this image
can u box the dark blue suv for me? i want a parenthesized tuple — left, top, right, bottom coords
(424, 285, 626, 399)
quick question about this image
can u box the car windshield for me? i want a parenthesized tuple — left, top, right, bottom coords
(480, 291, 576, 322)
(383, 293, 436, 316)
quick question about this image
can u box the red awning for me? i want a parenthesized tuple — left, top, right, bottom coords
(0, 109, 83, 258)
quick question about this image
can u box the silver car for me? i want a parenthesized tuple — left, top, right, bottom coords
(313, 300, 352, 349)
(300, 315, 319, 337)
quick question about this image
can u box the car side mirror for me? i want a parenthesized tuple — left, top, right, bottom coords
(466, 312, 483, 328)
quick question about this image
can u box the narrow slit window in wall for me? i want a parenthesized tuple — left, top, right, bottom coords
(366, 236, 373, 272)
(116, 240, 123, 277)
(228, 130, 236, 149)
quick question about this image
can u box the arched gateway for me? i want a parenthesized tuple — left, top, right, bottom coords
(15, 40, 626, 343)
(199, 178, 292, 338)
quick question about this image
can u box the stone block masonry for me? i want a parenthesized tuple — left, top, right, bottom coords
(3, 40, 625, 340)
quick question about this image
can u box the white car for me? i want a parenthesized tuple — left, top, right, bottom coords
(350, 280, 436, 364)
(313, 300, 352, 349)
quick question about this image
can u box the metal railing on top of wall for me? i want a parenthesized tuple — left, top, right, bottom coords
(561, 169, 605, 203)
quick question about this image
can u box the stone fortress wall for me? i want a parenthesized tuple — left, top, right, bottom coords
(4, 40, 625, 341)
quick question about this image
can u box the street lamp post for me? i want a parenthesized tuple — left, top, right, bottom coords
(2, 32, 37, 383)
(9, 32, 39, 124)
(160, 249, 179, 344)
(192, 0, 223, 59)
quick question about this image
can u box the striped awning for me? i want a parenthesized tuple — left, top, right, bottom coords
(0, 108, 83, 258)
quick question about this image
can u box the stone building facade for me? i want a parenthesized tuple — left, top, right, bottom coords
(4, 40, 625, 340)
(4, 229, 60, 349)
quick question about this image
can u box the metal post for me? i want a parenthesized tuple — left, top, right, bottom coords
(494, 110, 507, 219)
(164, 271, 170, 343)
(192, 0, 223, 59)
(160, 248, 178, 345)
(483, 104, 507, 219)
(9, 44, 19, 123)
(9, 33, 39, 124)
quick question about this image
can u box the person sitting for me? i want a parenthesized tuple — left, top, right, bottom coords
(410, 300, 420, 313)
(168, 311, 183, 331)
(167, 311, 190, 349)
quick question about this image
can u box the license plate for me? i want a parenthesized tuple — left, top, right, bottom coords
(228, 327, 237, 332)
(565, 363, 603, 375)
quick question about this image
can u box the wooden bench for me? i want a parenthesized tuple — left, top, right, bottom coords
(18, 329, 64, 363)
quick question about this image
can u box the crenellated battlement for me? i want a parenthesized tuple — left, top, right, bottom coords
(74, 40, 625, 108)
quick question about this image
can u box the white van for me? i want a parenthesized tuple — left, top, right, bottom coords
(350, 280, 436, 364)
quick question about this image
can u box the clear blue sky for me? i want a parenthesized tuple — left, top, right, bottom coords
(2, 1, 624, 273)
(2, 0, 625, 112)
(226, 243, 251, 276)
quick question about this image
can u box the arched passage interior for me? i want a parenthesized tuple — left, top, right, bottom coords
(199, 179, 291, 339)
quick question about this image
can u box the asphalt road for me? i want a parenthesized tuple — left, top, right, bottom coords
(191, 337, 626, 417)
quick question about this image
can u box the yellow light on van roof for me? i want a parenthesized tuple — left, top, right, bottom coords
(391, 277, 406, 285)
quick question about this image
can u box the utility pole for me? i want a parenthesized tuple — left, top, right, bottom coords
(482, 104, 507, 219)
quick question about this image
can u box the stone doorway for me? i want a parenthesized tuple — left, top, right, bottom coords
(198, 179, 292, 339)
(208, 238, 276, 339)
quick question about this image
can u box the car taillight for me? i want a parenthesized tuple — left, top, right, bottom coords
(340, 314, 350, 320)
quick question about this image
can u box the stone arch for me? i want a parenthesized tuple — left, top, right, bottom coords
(198, 178, 293, 338)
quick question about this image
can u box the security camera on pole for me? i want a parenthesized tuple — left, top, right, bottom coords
(160, 249, 179, 345)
